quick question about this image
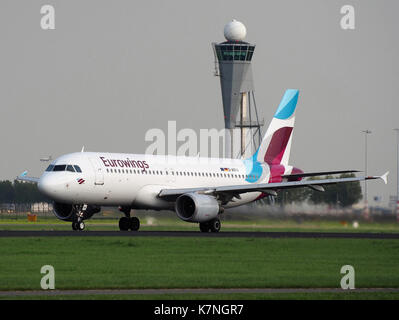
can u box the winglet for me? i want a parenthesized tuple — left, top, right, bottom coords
(380, 171, 389, 184)
(20, 170, 28, 177)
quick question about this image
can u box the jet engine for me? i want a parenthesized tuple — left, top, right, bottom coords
(175, 193, 220, 223)
(53, 202, 100, 221)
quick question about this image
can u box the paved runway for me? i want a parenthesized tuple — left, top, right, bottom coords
(1, 230, 399, 239)
(0, 287, 398, 297)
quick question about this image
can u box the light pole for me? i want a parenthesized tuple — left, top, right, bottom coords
(362, 130, 372, 220)
(394, 129, 399, 222)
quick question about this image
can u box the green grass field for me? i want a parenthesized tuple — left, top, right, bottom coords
(0, 236, 398, 300)
(1, 215, 399, 300)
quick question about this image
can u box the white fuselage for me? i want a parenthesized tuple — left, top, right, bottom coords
(38, 152, 293, 211)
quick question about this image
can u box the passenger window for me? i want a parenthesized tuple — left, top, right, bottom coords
(74, 165, 82, 173)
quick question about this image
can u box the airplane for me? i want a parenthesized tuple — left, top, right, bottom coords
(40, 156, 52, 162)
(17, 89, 388, 232)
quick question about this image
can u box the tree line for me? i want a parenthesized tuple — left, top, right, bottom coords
(0, 180, 49, 204)
(274, 173, 363, 207)
(0, 173, 363, 208)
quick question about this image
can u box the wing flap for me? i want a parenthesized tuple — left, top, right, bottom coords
(282, 170, 360, 180)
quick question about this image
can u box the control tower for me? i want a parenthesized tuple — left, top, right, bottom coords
(212, 20, 263, 159)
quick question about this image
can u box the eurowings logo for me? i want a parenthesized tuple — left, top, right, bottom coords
(220, 168, 239, 172)
(77, 178, 85, 185)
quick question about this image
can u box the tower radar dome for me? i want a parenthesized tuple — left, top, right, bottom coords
(223, 19, 247, 42)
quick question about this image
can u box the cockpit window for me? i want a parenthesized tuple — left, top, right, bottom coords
(46, 164, 82, 172)
(53, 165, 66, 171)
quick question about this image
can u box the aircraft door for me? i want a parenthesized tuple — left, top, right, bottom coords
(167, 168, 176, 183)
(89, 157, 104, 185)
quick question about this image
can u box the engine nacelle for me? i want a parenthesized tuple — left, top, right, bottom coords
(175, 193, 220, 223)
(53, 202, 74, 221)
(53, 202, 101, 221)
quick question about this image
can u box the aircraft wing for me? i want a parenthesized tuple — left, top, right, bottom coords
(16, 171, 40, 184)
(158, 172, 389, 201)
(281, 170, 360, 180)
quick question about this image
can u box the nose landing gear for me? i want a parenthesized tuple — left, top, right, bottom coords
(71, 204, 86, 231)
(72, 220, 85, 231)
(118, 206, 140, 231)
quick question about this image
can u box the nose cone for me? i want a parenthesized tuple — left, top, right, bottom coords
(38, 174, 66, 200)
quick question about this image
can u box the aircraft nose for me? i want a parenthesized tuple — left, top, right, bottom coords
(38, 174, 63, 199)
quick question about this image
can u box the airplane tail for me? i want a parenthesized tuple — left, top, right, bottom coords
(254, 89, 299, 166)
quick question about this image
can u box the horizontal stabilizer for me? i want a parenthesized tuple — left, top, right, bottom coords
(308, 185, 325, 192)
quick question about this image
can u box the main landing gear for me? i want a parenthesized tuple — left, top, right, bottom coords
(118, 206, 140, 231)
(199, 218, 221, 233)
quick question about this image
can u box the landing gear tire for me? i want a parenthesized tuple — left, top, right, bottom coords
(209, 218, 221, 233)
(199, 222, 210, 232)
(77, 221, 85, 231)
(119, 217, 131, 231)
(130, 217, 140, 231)
(72, 221, 85, 231)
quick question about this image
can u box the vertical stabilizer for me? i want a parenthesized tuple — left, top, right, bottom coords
(255, 89, 299, 165)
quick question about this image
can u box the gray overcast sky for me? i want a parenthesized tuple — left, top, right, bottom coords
(0, 1, 398, 207)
